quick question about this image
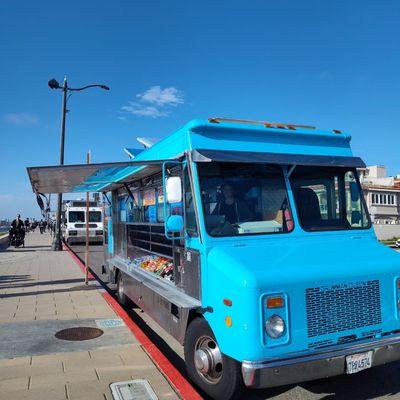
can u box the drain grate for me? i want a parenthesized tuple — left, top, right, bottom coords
(55, 327, 104, 341)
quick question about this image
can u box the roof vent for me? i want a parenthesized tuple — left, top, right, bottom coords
(136, 137, 160, 148)
(208, 117, 315, 130)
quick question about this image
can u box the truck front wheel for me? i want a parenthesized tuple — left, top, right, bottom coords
(184, 318, 244, 400)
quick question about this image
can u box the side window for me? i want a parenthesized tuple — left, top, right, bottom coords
(118, 196, 127, 222)
(184, 166, 198, 236)
(126, 191, 140, 222)
(345, 171, 369, 228)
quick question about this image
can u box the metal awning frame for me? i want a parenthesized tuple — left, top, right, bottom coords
(27, 159, 172, 195)
(191, 149, 366, 169)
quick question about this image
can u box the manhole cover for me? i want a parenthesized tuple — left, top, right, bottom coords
(55, 327, 104, 341)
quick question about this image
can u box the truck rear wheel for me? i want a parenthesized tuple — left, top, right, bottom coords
(116, 271, 131, 307)
(184, 318, 244, 400)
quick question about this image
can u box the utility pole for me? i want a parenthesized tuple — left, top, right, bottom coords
(52, 77, 68, 251)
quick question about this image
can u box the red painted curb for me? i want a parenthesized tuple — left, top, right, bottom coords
(64, 243, 204, 400)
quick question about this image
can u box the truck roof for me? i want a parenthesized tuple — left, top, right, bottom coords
(27, 117, 361, 195)
(132, 117, 353, 164)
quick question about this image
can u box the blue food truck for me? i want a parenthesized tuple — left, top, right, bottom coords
(28, 118, 400, 399)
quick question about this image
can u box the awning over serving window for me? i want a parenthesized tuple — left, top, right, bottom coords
(191, 149, 366, 168)
(27, 160, 165, 194)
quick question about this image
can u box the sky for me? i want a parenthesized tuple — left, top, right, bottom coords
(0, 0, 400, 219)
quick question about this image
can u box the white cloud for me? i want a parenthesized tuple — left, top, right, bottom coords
(120, 85, 184, 119)
(121, 102, 169, 118)
(3, 113, 38, 125)
(136, 86, 184, 107)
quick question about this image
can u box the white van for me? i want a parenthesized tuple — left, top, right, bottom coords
(62, 200, 103, 244)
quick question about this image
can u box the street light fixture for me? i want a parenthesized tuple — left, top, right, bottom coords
(49, 76, 109, 251)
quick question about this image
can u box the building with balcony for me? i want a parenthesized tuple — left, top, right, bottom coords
(359, 165, 400, 226)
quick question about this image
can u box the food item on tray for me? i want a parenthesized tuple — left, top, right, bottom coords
(139, 256, 173, 279)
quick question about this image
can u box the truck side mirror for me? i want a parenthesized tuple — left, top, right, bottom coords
(166, 177, 182, 203)
(166, 215, 183, 233)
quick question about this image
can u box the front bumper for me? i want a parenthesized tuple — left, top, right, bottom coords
(242, 335, 400, 388)
(66, 235, 103, 244)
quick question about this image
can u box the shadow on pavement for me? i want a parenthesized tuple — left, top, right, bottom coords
(23, 245, 52, 249)
(0, 277, 86, 290)
(0, 274, 32, 283)
(0, 284, 95, 298)
(300, 362, 400, 399)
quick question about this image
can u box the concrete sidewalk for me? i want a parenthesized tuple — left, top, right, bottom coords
(0, 232, 179, 400)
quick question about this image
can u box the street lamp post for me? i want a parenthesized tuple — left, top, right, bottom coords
(48, 76, 109, 251)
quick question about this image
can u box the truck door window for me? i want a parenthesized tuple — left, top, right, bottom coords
(198, 163, 293, 237)
(290, 166, 371, 231)
(184, 166, 198, 236)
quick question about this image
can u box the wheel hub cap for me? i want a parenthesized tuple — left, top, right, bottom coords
(194, 349, 210, 373)
(194, 335, 223, 384)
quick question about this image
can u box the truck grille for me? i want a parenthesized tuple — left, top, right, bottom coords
(306, 280, 382, 338)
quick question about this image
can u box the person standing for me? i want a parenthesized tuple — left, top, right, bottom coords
(11, 214, 25, 230)
(24, 218, 30, 233)
(10, 214, 25, 247)
(39, 219, 44, 234)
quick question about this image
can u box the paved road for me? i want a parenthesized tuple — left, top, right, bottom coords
(71, 243, 400, 400)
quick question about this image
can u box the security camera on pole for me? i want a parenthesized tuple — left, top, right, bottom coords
(48, 76, 109, 251)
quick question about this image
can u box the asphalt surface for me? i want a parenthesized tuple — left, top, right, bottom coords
(71, 243, 400, 400)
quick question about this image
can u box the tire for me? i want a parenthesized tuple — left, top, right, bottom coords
(184, 318, 245, 400)
(116, 271, 131, 307)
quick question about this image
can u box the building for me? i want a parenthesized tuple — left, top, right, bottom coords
(359, 165, 400, 225)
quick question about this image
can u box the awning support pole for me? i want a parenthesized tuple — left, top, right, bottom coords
(85, 151, 91, 285)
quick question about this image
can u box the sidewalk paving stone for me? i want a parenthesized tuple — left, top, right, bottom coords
(0, 232, 180, 400)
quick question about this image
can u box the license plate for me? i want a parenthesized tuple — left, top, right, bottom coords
(346, 351, 373, 374)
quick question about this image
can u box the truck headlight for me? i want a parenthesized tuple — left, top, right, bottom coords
(265, 314, 285, 338)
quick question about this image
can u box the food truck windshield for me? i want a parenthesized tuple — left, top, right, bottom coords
(198, 162, 294, 237)
(68, 210, 102, 223)
(290, 166, 371, 231)
(198, 163, 370, 237)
